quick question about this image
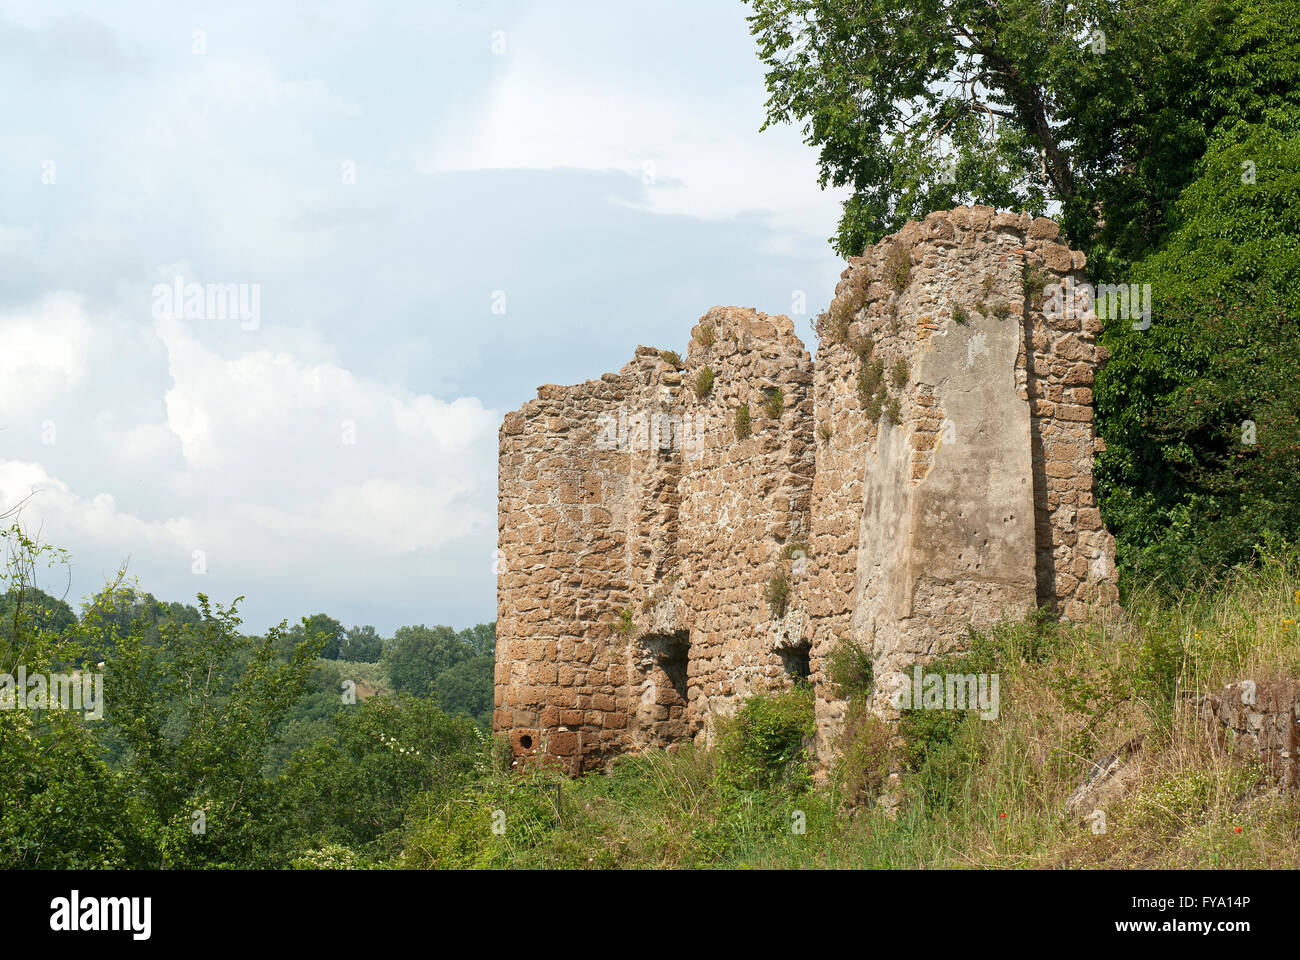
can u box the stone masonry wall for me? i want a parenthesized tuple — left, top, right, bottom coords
(1201, 681, 1300, 790)
(497, 206, 1120, 773)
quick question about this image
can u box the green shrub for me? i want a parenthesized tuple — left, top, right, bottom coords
(885, 243, 912, 291)
(825, 637, 874, 701)
(764, 568, 791, 618)
(280, 696, 483, 856)
(848, 334, 874, 362)
(716, 686, 816, 794)
(694, 367, 714, 399)
(857, 357, 885, 411)
(398, 763, 567, 869)
(834, 705, 892, 805)
(1022, 266, 1049, 306)
(817, 268, 870, 344)
(762, 386, 784, 418)
(696, 323, 716, 348)
(889, 358, 908, 390)
(735, 404, 752, 440)
(659, 350, 683, 368)
(1096, 125, 1300, 588)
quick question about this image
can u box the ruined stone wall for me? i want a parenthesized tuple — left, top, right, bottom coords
(805, 207, 1120, 748)
(673, 308, 816, 739)
(1201, 681, 1300, 790)
(495, 313, 814, 770)
(495, 351, 687, 772)
(497, 206, 1120, 772)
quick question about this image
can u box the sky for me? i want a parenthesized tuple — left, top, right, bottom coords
(0, 0, 849, 635)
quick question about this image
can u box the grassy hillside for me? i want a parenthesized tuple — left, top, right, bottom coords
(395, 554, 1300, 869)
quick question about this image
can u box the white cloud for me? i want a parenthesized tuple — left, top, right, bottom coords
(0, 292, 93, 420)
(1, 313, 499, 626)
(419, 19, 848, 237)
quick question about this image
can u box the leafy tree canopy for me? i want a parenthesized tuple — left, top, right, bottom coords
(1096, 126, 1300, 585)
(744, 0, 1300, 276)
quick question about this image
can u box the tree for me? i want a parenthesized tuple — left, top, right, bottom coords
(382, 624, 470, 698)
(456, 621, 496, 658)
(0, 526, 134, 868)
(106, 595, 324, 867)
(286, 612, 346, 660)
(0, 586, 75, 644)
(435, 655, 495, 728)
(341, 624, 384, 663)
(278, 696, 482, 856)
(78, 586, 200, 663)
(743, 0, 1300, 274)
(1095, 126, 1300, 584)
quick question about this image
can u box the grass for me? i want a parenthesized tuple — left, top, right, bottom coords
(387, 552, 1300, 870)
(1023, 266, 1049, 307)
(857, 357, 885, 413)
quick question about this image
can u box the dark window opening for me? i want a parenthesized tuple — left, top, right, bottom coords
(644, 630, 690, 702)
(781, 642, 811, 680)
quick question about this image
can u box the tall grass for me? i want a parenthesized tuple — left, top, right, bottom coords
(394, 554, 1300, 869)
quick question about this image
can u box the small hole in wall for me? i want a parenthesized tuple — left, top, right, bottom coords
(781, 642, 811, 680)
(518, 734, 533, 749)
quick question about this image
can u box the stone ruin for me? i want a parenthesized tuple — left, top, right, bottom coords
(494, 205, 1122, 774)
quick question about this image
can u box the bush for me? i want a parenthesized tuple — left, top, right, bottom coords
(762, 386, 784, 419)
(817, 268, 870, 344)
(694, 367, 714, 399)
(889, 358, 908, 389)
(1096, 125, 1300, 588)
(279, 696, 483, 856)
(764, 568, 791, 618)
(715, 686, 815, 794)
(825, 637, 874, 701)
(857, 357, 885, 412)
(885, 243, 912, 291)
(834, 706, 892, 805)
(734, 404, 752, 440)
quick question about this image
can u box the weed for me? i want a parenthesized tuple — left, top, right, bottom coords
(734, 404, 751, 440)
(694, 367, 715, 400)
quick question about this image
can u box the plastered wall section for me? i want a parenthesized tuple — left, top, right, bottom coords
(807, 207, 1120, 747)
